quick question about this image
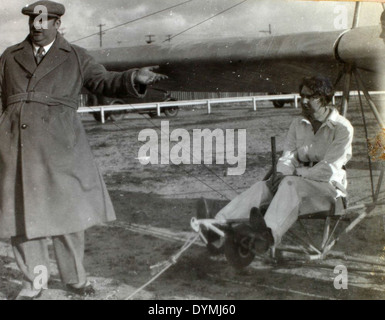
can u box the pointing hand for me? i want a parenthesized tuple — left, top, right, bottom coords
(135, 66, 168, 85)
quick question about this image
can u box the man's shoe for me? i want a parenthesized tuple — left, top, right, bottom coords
(254, 227, 274, 253)
(14, 289, 43, 300)
(66, 283, 96, 297)
(249, 207, 274, 253)
(249, 207, 268, 232)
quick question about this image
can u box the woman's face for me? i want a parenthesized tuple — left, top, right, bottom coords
(300, 85, 324, 120)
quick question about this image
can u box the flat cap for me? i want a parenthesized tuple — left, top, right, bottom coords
(22, 1, 65, 18)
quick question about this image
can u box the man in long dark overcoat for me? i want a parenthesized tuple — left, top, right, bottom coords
(0, 1, 167, 299)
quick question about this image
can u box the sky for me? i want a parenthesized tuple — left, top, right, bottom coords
(0, 0, 383, 52)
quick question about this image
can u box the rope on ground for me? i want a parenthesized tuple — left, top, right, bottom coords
(124, 233, 200, 300)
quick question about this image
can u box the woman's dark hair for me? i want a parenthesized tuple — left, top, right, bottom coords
(299, 75, 334, 106)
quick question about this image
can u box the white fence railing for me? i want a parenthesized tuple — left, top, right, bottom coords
(77, 91, 385, 124)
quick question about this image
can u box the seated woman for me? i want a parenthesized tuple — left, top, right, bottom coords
(215, 75, 354, 252)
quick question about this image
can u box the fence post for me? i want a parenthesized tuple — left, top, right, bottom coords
(294, 95, 298, 109)
(101, 107, 105, 124)
(332, 95, 336, 106)
(253, 97, 257, 111)
(157, 103, 161, 117)
(207, 100, 211, 114)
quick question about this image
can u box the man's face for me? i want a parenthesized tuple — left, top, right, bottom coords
(300, 85, 323, 120)
(29, 16, 60, 46)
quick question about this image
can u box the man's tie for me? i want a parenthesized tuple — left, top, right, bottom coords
(35, 46, 45, 65)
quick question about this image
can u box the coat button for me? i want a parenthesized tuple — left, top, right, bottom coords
(21, 124, 28, 129)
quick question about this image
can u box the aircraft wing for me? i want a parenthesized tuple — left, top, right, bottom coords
(89, 25, 385, 93)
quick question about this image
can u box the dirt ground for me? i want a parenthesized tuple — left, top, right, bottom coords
(2, 98, 385, 300)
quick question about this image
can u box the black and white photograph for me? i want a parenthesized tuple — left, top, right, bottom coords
(0, 0, 385, 303)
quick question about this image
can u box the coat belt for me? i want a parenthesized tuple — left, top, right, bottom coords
(6, 92, 78, 110)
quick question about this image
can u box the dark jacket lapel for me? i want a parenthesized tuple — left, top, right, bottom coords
(32, 33, 72, 85)
(13, 37, 37, 75)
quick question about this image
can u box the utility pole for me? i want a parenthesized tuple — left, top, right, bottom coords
(98, 24, 106, 48)
(146, 35, 155, 44)
(259, 24, 272, 35)
(165, 34, 172, 42)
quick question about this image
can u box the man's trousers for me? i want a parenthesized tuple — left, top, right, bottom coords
(11, 231, 87, 290)
(215, 176, 338, 245)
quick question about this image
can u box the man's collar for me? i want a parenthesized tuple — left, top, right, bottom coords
(300, 107, 339, 128)
(32, 38, 56, 54)
(323, 107, 339, 128)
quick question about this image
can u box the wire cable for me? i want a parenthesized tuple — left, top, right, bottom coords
(353, 71, 375, 201)
(125, 233, 200, 300)
(163, 0, 249, 42)
(71, 0, 195, 43)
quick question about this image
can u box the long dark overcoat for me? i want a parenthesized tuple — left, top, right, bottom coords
(0, 34, 144, 239)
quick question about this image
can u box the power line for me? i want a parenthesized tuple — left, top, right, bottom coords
(163, 0, 248, 42)
(71, 0, 194, 44)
